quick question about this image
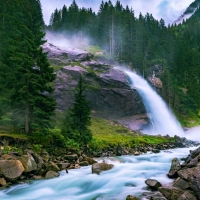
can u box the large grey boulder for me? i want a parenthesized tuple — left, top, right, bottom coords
(177, 191, 198, 200)
(45, 170, 59, 179)
(158, 187, 184, 200)
(0, 160, 24, 180)
(168, 158, 181, 178)
(92, 162, 114, 174)
(173, 177, 189, 190)
(145, 179, 162, 190)
(45, 161, 60, 172)
(19, 154, 37, 172)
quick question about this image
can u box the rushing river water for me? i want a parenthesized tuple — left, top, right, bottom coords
(0, 147, 197, 200)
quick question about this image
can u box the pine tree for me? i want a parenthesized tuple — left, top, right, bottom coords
(0, 0, 55, 133)
(62, 76, 92, 145)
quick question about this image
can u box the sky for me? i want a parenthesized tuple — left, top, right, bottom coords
(40, 0, 194, 25)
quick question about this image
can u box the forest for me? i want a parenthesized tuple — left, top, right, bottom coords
(49, 0, 200, 123)
(0, 0, 200, 143)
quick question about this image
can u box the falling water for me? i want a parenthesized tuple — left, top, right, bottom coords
(122, 68, 184, 137)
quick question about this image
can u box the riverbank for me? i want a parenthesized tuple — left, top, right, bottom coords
(0, 147, 198, 200)
(0, 131, 198, 191)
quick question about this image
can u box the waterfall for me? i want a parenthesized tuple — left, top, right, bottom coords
(122, 68, 184, 137)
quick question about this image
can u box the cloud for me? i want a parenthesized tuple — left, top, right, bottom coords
(40, 0, 194, 25)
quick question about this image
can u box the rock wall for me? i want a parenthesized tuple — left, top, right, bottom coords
(44, 43, 145, 118)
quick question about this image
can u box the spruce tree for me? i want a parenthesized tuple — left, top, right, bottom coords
(62, 76, 92, 145)
(0, 0, 55, 133)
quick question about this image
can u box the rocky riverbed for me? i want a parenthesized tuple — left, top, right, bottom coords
(142, 145, 200, 200)
(0, 135, 198, 192)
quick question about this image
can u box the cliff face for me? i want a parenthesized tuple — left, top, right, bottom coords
(43, 43, 145, 119)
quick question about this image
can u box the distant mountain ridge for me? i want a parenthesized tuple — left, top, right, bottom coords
(173, 0, 200, 24)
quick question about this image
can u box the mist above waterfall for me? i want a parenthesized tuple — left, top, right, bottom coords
(45, 31, 91, 50)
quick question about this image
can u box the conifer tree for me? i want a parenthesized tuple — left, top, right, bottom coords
(62, 76, 92, 145)
(0, 0, 55, 133)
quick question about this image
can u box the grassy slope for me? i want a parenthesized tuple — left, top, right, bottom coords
(89, 118, 173, 149)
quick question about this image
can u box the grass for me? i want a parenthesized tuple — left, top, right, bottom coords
(0, 133, 28, 140)
(89, 117, 172, 149)
(83, 45, 102, 55)
(178, 111, 200, 128)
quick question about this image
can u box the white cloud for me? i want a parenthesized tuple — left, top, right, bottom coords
(40, 0, 194, 25)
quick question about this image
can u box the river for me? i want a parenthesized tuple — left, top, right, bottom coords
(0, 146, 197, 200)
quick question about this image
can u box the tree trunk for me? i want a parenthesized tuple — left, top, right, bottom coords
(25, 103, 30, 134)
(25, 76, 30, 134)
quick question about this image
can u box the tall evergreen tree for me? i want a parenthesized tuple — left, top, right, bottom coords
(0, 0, 55, 133)
(62, 76, 92, 145)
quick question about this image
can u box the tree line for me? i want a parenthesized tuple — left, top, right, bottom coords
(49, 0, 200, 120)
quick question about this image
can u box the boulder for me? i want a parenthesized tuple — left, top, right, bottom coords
(0, 160, 24, 180)
(92, 162, 114, 174)
(19, 154, 37, 172)
(45, 161, 60, 172)
(173, 177, 189, 190)
(79, 161, 89, 166)
(26, 150, 44, 169)
(145, 179, 162, 190)
(177, 191, 198, 200)
(57, 163, 71, 170)
(191, 146, 200, 159)
(86, 157, 97, 165)
(168, 158, 181, 178)
(187, 156, 199, 168)
(178, 165, 200, 180)
(152, 149, 160, 153)
(134, 151, 140, 156)
(188, 175, 200, 199)
(45, 170, 59, 179)
(158, 187, 184, 200)
(126, 195, 140, 200)
(64, 154, 78, 160)
(0, 178, 6, 186)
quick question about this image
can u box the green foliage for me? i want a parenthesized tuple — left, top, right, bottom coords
(62, 76, 92, 146)
(2, 146, 23, 155)
(0, 0, 55, 133)
(83, 46, 102, 54)
(89, 118, 172, 150)
(31, 144, 43, 153)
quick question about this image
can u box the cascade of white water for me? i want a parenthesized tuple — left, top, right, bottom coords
(122, 69, 184, 136)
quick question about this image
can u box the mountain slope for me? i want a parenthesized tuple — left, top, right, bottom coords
(174, 0, 200, 24)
